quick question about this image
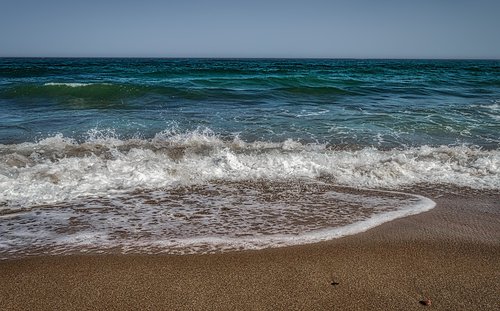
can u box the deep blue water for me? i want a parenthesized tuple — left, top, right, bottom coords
(1, 58, 499, 148)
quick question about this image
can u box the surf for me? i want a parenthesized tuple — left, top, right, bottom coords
(0, 130, 498, 209)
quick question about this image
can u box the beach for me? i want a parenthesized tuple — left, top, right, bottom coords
(1, 188, 498, 310)
(1, 58, 499, 310)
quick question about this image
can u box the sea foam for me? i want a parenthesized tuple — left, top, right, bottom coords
(43, 82, 95, 87)
(0, 130, 498, 208)
(0, 181, 435, 258)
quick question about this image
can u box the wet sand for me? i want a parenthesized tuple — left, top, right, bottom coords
(0, 190, 499, 310)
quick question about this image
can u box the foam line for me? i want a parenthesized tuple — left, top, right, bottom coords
(0, 131, 498, 208)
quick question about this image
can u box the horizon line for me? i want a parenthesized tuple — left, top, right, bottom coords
(1, 56, 499, 61)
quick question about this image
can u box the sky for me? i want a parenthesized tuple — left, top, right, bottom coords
(1, 0, 499, 59)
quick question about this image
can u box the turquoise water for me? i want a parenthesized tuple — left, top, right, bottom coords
(0, 58, 498, 258)
(1, 58, 498, 147)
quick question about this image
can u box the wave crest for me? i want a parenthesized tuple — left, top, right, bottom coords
(0, 130, 498, 207)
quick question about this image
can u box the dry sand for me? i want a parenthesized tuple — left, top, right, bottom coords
(0, 189, 499, 310)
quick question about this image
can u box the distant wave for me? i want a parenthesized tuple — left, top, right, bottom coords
(278, 86, 354, 96)
(0, 82, 154, 101)
(43, 82, 97, 87)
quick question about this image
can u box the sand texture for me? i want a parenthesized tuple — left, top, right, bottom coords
(0, 190, 499, 310)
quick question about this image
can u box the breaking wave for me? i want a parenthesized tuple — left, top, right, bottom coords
(0, 129, 498, 208)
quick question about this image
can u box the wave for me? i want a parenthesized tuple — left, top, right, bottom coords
(43, 82, 99, 87)
(0, 129, 498, 207)
(0, 81, 357, 107)
(278, 86, 354, 96)
(0, 82, 144, 101)
(0, 82, 253, 102)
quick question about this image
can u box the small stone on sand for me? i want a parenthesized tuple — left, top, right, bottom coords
(419, 299, 432, 306)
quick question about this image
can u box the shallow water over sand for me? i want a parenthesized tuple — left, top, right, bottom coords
(0, 181, 434, 259)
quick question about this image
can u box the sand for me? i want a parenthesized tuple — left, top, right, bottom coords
(0, 189, 499, 310)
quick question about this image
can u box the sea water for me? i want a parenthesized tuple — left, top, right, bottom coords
(0, 58, 498, 258)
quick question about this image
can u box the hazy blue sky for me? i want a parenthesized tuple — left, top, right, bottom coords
(1, 0, 499, 58)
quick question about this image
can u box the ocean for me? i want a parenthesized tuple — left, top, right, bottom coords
(0, 58, 498, 258)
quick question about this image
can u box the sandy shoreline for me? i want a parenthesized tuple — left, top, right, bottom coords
(0, 190, 499, 310)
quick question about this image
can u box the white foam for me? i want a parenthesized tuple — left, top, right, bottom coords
(0, 132, 498, 208)
(43, 82, 95, 87)
(0, 182, 435, 258)
(296, 109, 330, 117)
(140, 190, 435, 254)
